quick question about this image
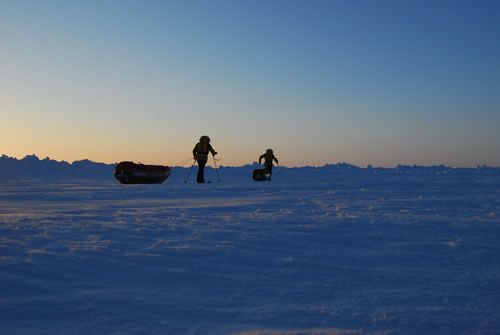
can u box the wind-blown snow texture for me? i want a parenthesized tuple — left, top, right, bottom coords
(1, 174, 499, 334)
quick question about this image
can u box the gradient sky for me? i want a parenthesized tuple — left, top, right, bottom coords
(1, 0, 499, 167)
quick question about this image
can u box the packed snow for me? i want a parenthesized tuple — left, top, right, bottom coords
(0, 173, 499, 334)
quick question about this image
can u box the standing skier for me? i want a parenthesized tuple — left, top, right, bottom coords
(259, 149, 279, 180)
(192, 136, 217, 183)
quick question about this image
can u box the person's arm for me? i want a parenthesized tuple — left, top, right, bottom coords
(209, 144, 217, 156)
(273, 155, 279, 165)
(259, 154, 265, 165)
(192, 144, 198, 158)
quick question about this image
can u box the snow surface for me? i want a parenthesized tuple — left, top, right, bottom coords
(1, 175, 499, 334)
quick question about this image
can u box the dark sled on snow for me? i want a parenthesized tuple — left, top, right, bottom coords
(252, 168, 271, 181)
(114, 161, 171, 184)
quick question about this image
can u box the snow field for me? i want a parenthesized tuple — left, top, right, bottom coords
(0, 175, 499, 334)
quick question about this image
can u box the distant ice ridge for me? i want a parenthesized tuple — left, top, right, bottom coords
(1, 154, 499, 181)
(0, 154, 111, 179)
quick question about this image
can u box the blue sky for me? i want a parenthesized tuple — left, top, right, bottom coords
(1, 0, 499, 167)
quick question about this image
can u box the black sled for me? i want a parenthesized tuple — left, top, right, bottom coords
(114, 161, 171, 184)
(252, 168, 271, 181)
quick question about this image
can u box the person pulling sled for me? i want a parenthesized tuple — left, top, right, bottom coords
(192, 135, 217, 183)
(253, 149, 279, 181)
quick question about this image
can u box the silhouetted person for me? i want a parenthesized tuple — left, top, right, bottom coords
(259, 149, 279, 180)
(193, 136, 217, 183)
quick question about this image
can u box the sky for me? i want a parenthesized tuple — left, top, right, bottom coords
(1, 0, 499, 167)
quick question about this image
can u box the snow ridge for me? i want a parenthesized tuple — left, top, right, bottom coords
(1, 154, 498, 181)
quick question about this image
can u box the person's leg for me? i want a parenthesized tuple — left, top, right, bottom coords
(265, 164, 273, 180)
(197, 160, 206, 183)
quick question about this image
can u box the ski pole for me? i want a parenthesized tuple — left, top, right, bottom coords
(212, 154, 221, 183)
(184, 160, 196, 183)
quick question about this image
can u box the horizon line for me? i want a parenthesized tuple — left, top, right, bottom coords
(2, 153, 498, 170)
